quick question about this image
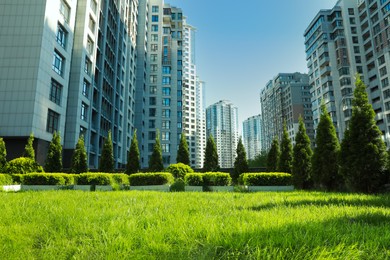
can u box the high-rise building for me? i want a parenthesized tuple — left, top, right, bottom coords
(242, 115, 262, 160)
(305, 0, 390, 145)
(260, 73, 314, 151)
(195, 80, 206, 169)
(0, 0, 139, 168)
(206, 100, 239, 168)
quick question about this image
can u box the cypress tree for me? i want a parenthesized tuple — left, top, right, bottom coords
(176, 132, 190, 165)
(340, 75, 389, 193)
(24, 133, 35, 161)
(233, 137, 249, 180)
(312, 102, 340, 191)
(267, 138, 280, 172)
(99, 131, 114, 172)
(71, 135, 88, 174)
(126, 130, 140, 174)
(0, 138, 7, 172)
(149, 129, 164, 172)
(44, 131, 63, 172)
(203, 134, 219, 172)
(292, 116, 313, 189)
(278, 122, 293, 173)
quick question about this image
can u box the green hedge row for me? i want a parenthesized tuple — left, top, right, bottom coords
(203, 172, 232, 186)
(0, 174, 13, 185)
(184, 173, 203, 186)
(129, 172, 174, 186)
(241, 172, 292, 186)
(165, 163, 194, 179)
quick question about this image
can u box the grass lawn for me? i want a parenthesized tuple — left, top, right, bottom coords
(0, 191, 390, 259)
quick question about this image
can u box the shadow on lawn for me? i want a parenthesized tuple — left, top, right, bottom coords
(245, 195, 390, 211)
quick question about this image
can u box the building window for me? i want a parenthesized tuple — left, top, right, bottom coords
(162, 76, 171, 85)
(152, 6, 159, 13)
(162, 87, 171, 96)
(152, 15, 159, 22)
(162, 98, 171, 106)
(162, 143, 170, 153)
(162, 132, 170, 141)
(80, 126, 87, 138)
(47, 109, 60, 133)
(162, 109, 171, 118)
(84, 56, 92, 75)
(89, 16, 96, 32)
(177, 50, 182, 56)
(56, 23, 67, 48)
(162, 66, 171, 74)
(59, 0, 70, 23)
(163, 27, 170, 34)
(149, 120, 156, 128)
(81, 102, 88, 121)
(150, 86, 157, 94)
(150, 75, 157, 83)
(149, 97, 156, 105)
(162, 121, 171, 129)
(52, 50, 64, 76)
(90, 0, 97, 13)
(151, 54, 158, 62)
(149, 108, 156, 117)
(87, 37, 94, 55)
(152, 25, 158, 32)
(50, 79, 62, 105)
(151, 44, 158, 51)
(151, 34, 158, 42)
(150, 64, 158, 72)
(83, 79, 90, 98)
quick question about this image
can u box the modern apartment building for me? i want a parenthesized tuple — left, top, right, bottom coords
(260, 73, 314, 151)
(242, 115, 262, 160)
(305, 0, 390, 144)
(195, 80, 206, 169)
(135, 1, 184, 168)
(206, 100, 239, 168)
(0, 0, 139, 168)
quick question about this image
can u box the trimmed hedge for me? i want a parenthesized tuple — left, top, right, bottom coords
(203, 172, 232, 186)
(241, 172, 292, 186)
(111, 174, 130, 185)
(5, 157, 44, 174)
(22, 173, 75, 185)
(129, 172, 174, 186)
(166, 163, 194, 179)
(184, 173, 203, 186)
(76, 173, 113, 185)
(0, 174, 13, 185)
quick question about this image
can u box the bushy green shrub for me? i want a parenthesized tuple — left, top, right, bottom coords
(129, 172, 174, 186)
(22, 173, 74, 185)
(11, 174, 24, 184)
(170, 178, 185, 192)
(111, 174, 130, 185)
(76, 173, 113, 185)
(184, 173, 203, 186)
(166, 163, 194, 179)
(241, 172, 292, 186)
(0, 174, 13, 185)
(203, 172, 232, 186)
(5, 157, 44, 174)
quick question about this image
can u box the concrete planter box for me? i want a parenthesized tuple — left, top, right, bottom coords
(206, 186, 234, 192)
(129, 185, 170, 192)
(185, 186, 203, 192)
(95, 185, 113, 191)
(21, 185, 68, 191)
(247, 185, 294, 192)
(73, 185, 92, 191)
(2, 185, 21, 192)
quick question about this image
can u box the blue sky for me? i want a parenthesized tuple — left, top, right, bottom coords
(166, 0, 337, 132)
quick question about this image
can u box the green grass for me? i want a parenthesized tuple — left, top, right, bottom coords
(1, 191, 390, 259)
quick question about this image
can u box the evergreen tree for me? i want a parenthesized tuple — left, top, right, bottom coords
(126, 130, 140, 174)
(292, 116, 313, 189)
(267, 138, 280, 172)
(99, 131, 114, 172)
(248, 151, 268, 168)
(71, 135, 88, 174)
(340, 75, 389, 193)
(149, 129, 164, 172)
(203, 134, 219, 172)
(312, 102, 340, 190)
(233, 137, 249, 180)
(278, 121, 293, 173)
(0, 138, 7, 172)
(44, 132, 62, 172)
(24, 133, 35, 161)
(176, 132, 190, 165)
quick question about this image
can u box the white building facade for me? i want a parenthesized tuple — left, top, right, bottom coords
(242, 115, 262, 160)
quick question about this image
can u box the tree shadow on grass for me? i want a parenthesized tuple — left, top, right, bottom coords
(245, 195, 390, 211)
